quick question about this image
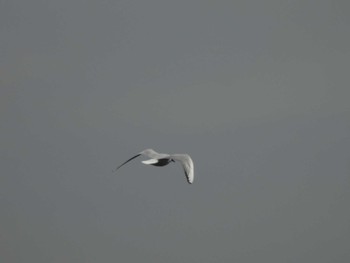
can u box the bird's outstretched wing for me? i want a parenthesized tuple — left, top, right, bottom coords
(114, 154, 141, 172)
(114, 149, 166, 172)
(140, 148, 169, 159)
(171, 154, 194, 184)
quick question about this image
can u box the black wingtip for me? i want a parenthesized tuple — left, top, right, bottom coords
(114, 154, 141, 172)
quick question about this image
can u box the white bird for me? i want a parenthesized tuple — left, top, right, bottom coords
(115, 149, 194, 184)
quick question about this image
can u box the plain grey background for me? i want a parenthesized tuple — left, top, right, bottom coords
(1, 0, 350, 262)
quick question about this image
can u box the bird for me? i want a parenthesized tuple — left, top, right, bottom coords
(114, 149, 194, 184)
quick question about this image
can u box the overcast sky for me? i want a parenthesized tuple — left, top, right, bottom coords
(1, 0, 350, 262)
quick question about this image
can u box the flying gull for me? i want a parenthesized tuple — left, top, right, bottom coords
(115, 149, 194, 184)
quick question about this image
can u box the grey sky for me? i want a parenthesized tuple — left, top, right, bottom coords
(1, 0, 350, 262)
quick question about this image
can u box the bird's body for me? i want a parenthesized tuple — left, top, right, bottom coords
(115, 149, 194, 184)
